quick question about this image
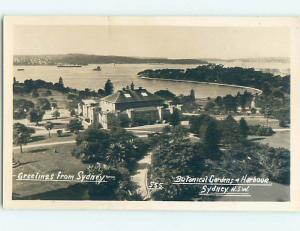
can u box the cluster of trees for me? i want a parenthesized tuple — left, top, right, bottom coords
(190, 114, 249, 148)
(256, 92, 290, 127)
(73, 127, 148, 168)
(13, 99, 35, 119)
(85, 164, 141, 200)
(138, 64, 289, 92)
(149, 126, 208, 200)
(149, 121, 290, 200)
(205, 91, 254, 114)
(14, 97, 55, 121)
(248, 124, 275, 136)
(73, 79, 114, 100)
(72, 126, 149, 200)
(14, 77, 116, 122)
(13, 77, 67, 95)
(14, 78, 65, 122)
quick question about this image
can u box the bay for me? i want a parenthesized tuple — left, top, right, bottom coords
(14, 64, 259, 98)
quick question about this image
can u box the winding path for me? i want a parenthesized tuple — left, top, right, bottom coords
(131, 151, 152, 200)
(13, 140, 76, 150)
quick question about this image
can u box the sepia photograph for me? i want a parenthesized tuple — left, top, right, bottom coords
(3, 16, 299, 210)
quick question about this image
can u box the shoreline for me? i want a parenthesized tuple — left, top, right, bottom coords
(140, 76, 263, 95)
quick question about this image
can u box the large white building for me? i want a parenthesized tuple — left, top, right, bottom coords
(78, 84, 181, 129)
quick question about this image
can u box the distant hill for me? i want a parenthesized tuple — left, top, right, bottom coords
(205, 57, 289, 63)
(13, 54, 209, 65)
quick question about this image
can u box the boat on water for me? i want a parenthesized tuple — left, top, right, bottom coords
(93, 66, 102, 71)
(17, 68, 24, 71)
(57, 64, 82, 68)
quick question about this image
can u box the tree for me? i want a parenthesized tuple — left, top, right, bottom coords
(13, 123, 35, 153)
(189, 114, 215, 134)
(104, 79, 114, 96)
(44, 121, 54, 137)
(97, 88, 105, 97)
(28, 109, 45, 126)
(169, 108, 181, 126)
(219, 115, 242, 145)
(204, 101, 215, 112)
(67, 118, 83, 133)
(31, 89, 39, 98)
(202, 120, 221, 158)
(239, 118, 249, 140)
(52, 110, 61, 119)
(37, 98, 51, 110)
(190, 89, 196, 102)
(215, 96, 223, 108)
(238, 91, 253, 109)
(59, 76, 64, 88)
(223, 94, 237, 112)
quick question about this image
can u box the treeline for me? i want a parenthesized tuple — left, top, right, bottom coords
(205, 91, 254, 114)
(14, 78, 68, 95)
(14, 54, 208, 65)
(138, 64, 290, 93)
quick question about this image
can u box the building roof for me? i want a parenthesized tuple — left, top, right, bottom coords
(101, 86, 164, 104)
(129, 106, 160, 112)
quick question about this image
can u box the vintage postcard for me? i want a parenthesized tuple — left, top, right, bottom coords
(3, 16, 300, 210)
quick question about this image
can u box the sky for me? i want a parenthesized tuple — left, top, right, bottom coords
(14, 25, 290, 59)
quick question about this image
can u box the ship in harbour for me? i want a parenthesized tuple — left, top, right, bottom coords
(93, 66, 102, 71)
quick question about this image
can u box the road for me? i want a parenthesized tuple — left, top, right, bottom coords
(131, 151, 152, 200)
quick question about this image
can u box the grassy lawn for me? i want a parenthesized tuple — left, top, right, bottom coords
(249, 130, 290, 150)
(12, 132, 77, 150)
(13, 143, 88, 199)
(14, 88, 70, 109)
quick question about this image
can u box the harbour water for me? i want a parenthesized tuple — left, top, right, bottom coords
(14, 64, 260, 98)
